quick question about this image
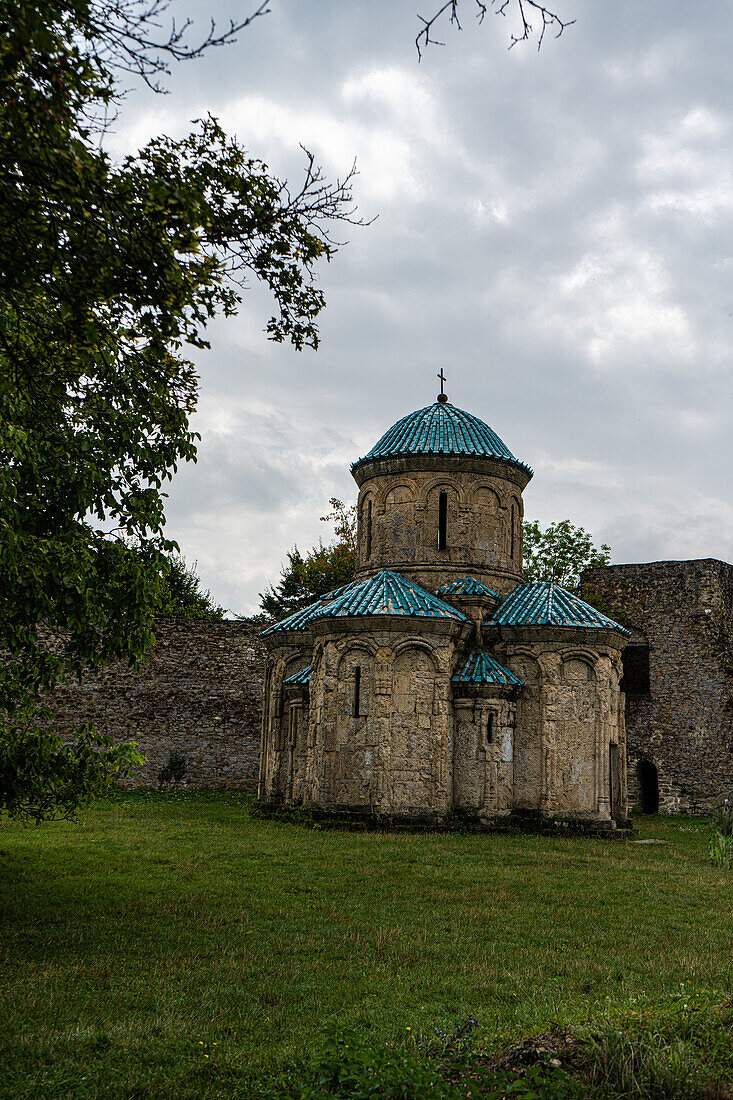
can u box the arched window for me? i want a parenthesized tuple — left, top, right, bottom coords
(510, 502, 516, 559)
(438, 491, 447, 551)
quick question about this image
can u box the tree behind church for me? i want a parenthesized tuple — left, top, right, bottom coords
(260, 500, 357, 620)
(523, 520, 611, 592)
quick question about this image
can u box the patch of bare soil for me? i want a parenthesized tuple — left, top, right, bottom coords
(443, 1026, 586, 1095)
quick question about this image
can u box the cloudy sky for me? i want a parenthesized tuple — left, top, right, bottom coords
(109, 0, 733, 614)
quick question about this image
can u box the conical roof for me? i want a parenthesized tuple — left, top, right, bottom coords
(452, 651, 524, 686)
(436, 576, 501, 600)
(490, 582, 630, 634)
(259, 579, 360, 636)
(352, 400, 531, 475)
(313, 569, 467, 623)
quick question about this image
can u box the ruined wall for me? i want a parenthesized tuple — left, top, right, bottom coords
(48, 617, 265, 790)
(583, 560, 733, 813)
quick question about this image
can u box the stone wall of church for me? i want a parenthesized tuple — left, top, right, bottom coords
(582, 560, 733, 813)
(47, 617, 265, 790)
(352, 457, 529, 595)
(279, 619, 466, 818)
(489, 632, 627, 821)
(452, 693, 515, 816)
(259, 634, 313, 800)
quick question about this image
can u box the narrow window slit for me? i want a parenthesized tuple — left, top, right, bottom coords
(438, 492, 447, 550)
(354, 666, 361, 717)
(365, 500, 372, 558)
(486, 712, 494, 745)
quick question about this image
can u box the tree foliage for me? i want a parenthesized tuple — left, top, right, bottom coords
(260, 499, 357, 620)
(0, 0, 356, 818)
(523, 519, 611, 592)
(154, 555, 225, 620)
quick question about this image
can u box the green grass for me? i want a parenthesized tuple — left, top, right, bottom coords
(0, 793, 731, 1097)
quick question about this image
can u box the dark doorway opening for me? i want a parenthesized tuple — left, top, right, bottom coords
(637, 760, 659, 814)
(621, 644, 650, 695)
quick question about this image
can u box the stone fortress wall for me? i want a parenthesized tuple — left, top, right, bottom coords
(582, 559, 733, 813)
(49, 617, 265, 790)
(45, 561, 733, 811)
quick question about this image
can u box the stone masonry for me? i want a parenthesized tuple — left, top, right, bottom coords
(49, 617, 265, 790)
(583, 560, 733, 812)
(43, 562, 733, 812)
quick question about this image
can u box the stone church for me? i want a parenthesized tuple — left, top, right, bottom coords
(259, 387, 631, 826)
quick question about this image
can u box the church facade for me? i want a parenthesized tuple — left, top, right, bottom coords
(259, 392, 631, 826)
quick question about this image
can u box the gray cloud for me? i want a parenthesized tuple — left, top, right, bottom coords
(107, 0, 733, 612)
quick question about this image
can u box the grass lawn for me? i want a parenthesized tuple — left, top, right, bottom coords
(0, 792, 731, 1098)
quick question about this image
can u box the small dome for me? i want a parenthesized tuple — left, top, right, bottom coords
(352, 400, 531, 475)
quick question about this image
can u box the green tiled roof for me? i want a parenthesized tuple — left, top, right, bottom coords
(284, 664, 312, 685)
(352, 401, 531, 475)
(260, 599, 321, 636)
(313, 569, 467, 623)
(452, 651, 524, 686)
(490, 582, 630, 635)
(260, 580, 361, 636)
(436, 576, 501, 600)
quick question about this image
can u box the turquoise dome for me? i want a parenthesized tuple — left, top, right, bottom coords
(351, 400, 531, 475)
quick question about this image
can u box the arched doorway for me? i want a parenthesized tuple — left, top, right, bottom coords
(637, 760, 659, 814)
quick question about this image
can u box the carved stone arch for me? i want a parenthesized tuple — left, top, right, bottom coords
(392, 637, 439, 666)
(384, 481, 416, 508)
(471, 483, 501, 510)
(423, 476, 465, 504)
(336, 639, 378, 672)
(508, 494, 522, 560)
(359, 489, 376, 561)
(506, 651, 542, 683)
(284, 652, 311, 677)
(505, 645, 542, 665)
(561, 648, 600, 672)
(561, 654, 597, 682)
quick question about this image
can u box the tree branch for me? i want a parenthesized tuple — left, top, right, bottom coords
(416, 0, 574, 58)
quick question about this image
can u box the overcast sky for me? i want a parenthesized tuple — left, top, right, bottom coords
(108, 0, 733, 614)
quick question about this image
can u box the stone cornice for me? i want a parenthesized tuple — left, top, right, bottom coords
(351, 453, 532, 490)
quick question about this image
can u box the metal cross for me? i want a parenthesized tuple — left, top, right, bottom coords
(437, 369, 447, 396)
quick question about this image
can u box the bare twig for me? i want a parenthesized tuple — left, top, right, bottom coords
(85, 0, 272, 91)
(416, 0, 573, 58)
